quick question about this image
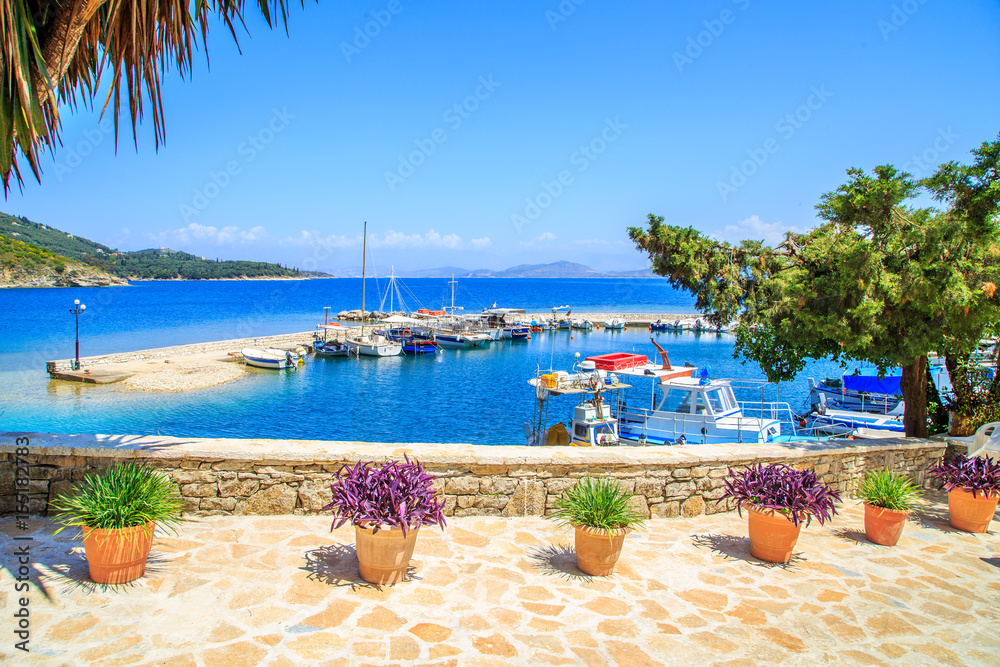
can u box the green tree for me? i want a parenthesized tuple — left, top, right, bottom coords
(1, 0, 301, 191)
(628, 137, 1000, 438)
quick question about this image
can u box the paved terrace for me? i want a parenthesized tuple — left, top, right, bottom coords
(3, 494, 998, 666)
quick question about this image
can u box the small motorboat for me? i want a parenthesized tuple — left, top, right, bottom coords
(571, 319, 593, 331)
(242, 347, 300, 369)
(603, 317, 626, 330)
(312, 340, 350, 357)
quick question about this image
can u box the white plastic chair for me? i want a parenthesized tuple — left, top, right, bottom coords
(968, 422, 1000, 460)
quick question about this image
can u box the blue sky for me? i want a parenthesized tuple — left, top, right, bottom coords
(8, 0, 1000, 272)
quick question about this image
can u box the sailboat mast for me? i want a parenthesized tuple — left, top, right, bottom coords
(361, 221, 367, 326)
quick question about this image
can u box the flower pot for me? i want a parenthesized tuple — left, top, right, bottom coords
(82, 521, 156, 584)
(948, 411, 978, 437)
(863, 503, 909, 546)
(947, 488, 1000, 533)
(574, 526, 628, 576)
(746, 505, 801, 563)
(355, 524, 419, 585)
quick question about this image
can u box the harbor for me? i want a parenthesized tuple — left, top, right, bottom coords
(40, 313, 700, 391)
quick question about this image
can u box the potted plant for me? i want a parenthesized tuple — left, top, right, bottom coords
(854, 468, 922, 546)
(50, 461, 183, 584)
(323, 456, 446, 585)
(549, 477, 646, 576)
(929, 454, 1000, 533)
(721, 463, 841, 563)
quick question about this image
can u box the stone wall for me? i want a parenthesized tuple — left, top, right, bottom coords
(45, 331, 325, 373)
(2, 432, 952, 520)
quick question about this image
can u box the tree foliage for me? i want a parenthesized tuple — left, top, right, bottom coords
(628, 136, 1000, 437)
(1, 0, 303, 192)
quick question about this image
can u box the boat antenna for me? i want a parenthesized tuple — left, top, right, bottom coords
(359, 220, 367, 359)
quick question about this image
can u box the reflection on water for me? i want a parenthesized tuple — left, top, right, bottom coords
(1, 328, 849, 445)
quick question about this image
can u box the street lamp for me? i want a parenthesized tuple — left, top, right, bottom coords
(70, 299, 86, 370)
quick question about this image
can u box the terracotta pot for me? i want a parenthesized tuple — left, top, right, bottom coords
(82, 521, 156, 584)
(355, 524, 419, 585)
(863, 503, 909, 546)
(948, 411, 978, 437)
(947, 488, 1000, 533)
(574, 526, 628, 576)
(746, 505, 801, 563)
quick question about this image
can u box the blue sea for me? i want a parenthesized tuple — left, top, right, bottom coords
(0, 278, 851, 445)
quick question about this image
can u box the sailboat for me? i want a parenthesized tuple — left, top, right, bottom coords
(344, 222, 403, 358)
(431, 275, 490, 349)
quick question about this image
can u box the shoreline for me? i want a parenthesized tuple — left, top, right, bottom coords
(44, 316, 709, 393)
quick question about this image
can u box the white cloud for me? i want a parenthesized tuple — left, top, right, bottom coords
(151, 223, 269, 246)
(518, 231, 558, 248)
(716, 215, 797, 246)
(150, 224, 492, 254)
(373, 229, 463, 250)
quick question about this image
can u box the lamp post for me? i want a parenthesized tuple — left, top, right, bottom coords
(70, 299, 86, 370)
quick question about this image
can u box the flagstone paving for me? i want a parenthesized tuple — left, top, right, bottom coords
(3, 492, 999, 666)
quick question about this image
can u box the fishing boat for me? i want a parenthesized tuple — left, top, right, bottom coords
(528, 338, 830, 446)
(649, 320, 671, 332)
(378, 322, 438, 355)
(806, 376, 902, 414)
(603, 317, 626, 330)
(242, 347, 300, 369)
(433, 331, 490, 349)
(526, 355, 632, 447)
(571, 319, 593, 331)
(313, 305, 350, 356)
(344, 222, 402, 358)
(313, 340, 350, 356)
(503, 324, 532, 339)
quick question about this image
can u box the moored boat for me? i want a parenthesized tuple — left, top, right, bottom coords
(242, 347, 300, 369)
(603, 317, 626, 330)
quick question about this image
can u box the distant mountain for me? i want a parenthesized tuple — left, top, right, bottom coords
(0, 213, 327, 282)
(388, 261, 654, 279)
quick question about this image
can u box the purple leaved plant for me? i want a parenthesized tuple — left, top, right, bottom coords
(721, 463, 841, 527)
(929, 454, 1000, 497)
(322, 456, 446, 535)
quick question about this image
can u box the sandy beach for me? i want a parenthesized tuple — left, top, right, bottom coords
(116, 352, 248, 392)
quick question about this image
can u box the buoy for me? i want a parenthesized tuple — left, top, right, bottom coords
(571, 335, 574, 340)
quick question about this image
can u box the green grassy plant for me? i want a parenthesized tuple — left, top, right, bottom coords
(549, 478, 646, 534)
(854, 469, 922, 511)
(51, 462, 184, 538)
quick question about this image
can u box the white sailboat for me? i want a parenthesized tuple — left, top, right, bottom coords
(345, 221, 402, 358)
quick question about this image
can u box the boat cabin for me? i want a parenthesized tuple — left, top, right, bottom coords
(569, 401, 620, 446)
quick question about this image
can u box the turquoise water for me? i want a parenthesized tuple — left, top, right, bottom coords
(0, 278, 846, 444)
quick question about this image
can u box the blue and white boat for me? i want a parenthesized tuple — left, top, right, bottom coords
(807, 375, 902, 414)
(527, 349, 828, 446)
(616, 371, 787, 445)
(242, 347, 300, 369)
(312, 340, 350, 357)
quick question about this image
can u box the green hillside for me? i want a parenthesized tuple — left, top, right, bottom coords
(0, 213, 301, 280)
(0, 234, 76, 273)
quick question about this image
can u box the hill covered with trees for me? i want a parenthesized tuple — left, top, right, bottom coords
(0, 213, 304, 281)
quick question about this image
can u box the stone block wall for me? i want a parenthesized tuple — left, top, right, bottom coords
(2, 433, 950, 520)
